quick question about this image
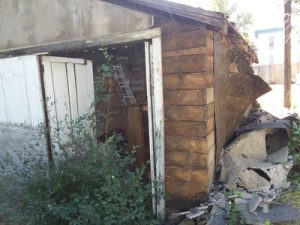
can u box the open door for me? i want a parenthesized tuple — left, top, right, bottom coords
(41, 56, 95, 157)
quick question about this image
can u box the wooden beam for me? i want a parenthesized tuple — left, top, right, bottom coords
(0, 28, 161, 58)
(145, 41, 156, 215)
(152, 37, 166, 222)
(284, 0, 292, 108)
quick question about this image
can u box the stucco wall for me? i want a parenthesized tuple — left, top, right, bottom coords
(0, 0, 152, 53)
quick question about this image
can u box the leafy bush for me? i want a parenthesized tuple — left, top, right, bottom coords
(0, 135, 155, 225)
(289, 121, 300, 151)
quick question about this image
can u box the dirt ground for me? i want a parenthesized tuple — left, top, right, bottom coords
(258, 84, 300, 118)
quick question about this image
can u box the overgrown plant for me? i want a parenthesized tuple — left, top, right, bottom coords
(0, 49, 156, 225)
(225, 191, 246, 225)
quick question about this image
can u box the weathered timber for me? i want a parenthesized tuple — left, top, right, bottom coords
(165, 105, 207, 121)
(163, 54, 206, 74)
(164, 90, 206, 106)
(165, 132, 214, 154)
(126, 106, 146, 168)
(162, 46, 213, 58)
(163, 73, 214, 90)
(284, 0, 292, 108)
(165, 151, 209, 170)
(165, 121, 212, 137)
(162, 30, 207, 51)
(166, 167, 208, 185)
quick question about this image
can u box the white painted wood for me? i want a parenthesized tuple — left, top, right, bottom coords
(46, 57, 85, 64)
(152, 36, 165, 221)
(41, 56, 95, 153)
(145, 41, 156, 214)
(75, 64, 90, 116)
(0, 55, 44, 126)
(66, 63, 79, 119)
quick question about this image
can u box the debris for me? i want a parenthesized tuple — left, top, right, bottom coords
(248, 195, 262, 212)
(168, 110, 300, 225)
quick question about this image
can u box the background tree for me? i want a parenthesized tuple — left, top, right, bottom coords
(211, 0, 253, 40)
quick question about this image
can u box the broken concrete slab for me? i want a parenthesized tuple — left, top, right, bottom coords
(206, 205, 227, 225)
(225, 129, 268, 160)
(238, 168, 271, 192)
(267, 146, 289, 163)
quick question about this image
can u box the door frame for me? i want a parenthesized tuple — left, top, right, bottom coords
(40, 28, 165, 221)
(98, 28, 165, 221)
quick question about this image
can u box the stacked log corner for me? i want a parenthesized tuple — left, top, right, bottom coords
(160, 20, 215, 209)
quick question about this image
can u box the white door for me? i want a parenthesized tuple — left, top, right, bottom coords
(41, 56, 95, 156)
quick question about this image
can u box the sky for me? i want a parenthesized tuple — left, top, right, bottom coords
(168, 0, 284, 32)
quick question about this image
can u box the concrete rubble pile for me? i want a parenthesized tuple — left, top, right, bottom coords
(170, 110, 300, 225)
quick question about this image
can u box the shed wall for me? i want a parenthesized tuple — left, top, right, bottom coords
(159, 19, 216, 208)
(0, 55, 46, 174)
(0, 55, 44, 126)
(0, 0, 152, 54)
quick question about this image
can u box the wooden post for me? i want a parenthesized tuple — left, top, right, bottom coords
(284, 0, 292, 108)
(152, 37, 166, 222)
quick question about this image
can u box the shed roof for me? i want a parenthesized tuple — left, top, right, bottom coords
(107, 0, 257, 62)
(108, 0, 227, 31)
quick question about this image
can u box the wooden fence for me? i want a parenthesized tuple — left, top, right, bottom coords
(253, 62, 300, 84)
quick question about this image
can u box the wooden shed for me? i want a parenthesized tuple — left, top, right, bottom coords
(0, 0, 270, 220)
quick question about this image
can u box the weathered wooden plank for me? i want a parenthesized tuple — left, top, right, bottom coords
(165, 151, 208, 170)
(162, 46, 213, 58)
(126, 106, 146, 168)
(207, 102, 215, 118)
(207, 145, 216, 189)
(152, 37, 165, 221)
(165, 105, 207, 121)
(165, 120, 214, 137)
(163, 73, 212, 90)
(164, 90, 206, 106)
(206, 87, 214, 104)
(166, 177, 208, 197)
(165, 136, 208, 154)
(165, 121, 207, 137)
(206, 55, 214, 72)
(159, 20, 206, 36)
(162, 30, 207, 51)
(145, 41, 156, 213)
(163, 54, 206, 74)
(166, 167, 208, 185)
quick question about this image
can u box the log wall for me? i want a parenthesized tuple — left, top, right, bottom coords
(159, 19, 216, 208)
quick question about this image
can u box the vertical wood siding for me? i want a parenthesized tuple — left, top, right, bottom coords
(0, 55, 44, 126)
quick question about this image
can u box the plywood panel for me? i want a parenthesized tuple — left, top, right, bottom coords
(163, 54, 206, 74)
